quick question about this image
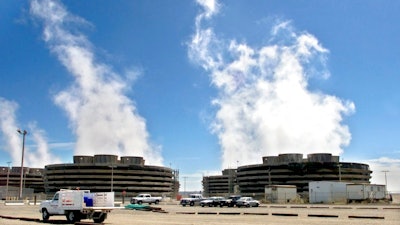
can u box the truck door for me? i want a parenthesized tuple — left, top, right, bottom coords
(47, 193, 60, 214)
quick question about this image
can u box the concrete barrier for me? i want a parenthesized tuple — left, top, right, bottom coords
(308, 214, 338, 218)
(348, 215, 384, 219)
(4, 200, 24, 206)
(271, 213, 298, 217)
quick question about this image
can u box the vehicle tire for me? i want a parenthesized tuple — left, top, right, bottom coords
(208, 203, 213, 207)
(246, 204, 250, 208)
(201, 203, 205, 207)
(182, 204, 186, 207)
(237, 205, 241, 208)
(93, 213, 106, 223)
(66, 211, 79, 223)
(155, 200, 160, 204)
(138, 200, 143, 205)
(42, 209, 50, 221)
(220, 203, 223, 207)
(189, 201, 194, 206)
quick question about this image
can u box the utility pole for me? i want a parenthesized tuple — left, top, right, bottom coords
(17, 129, 27, 200)
(268, 168, 271, 185)
(382, 170, 389, 194)
(6, 161, 11, 200)
(183, 176, 188, 194)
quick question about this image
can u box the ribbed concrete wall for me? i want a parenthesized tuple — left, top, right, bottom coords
(203, 169, 237, 196)
(204, 154, 372, 198)
(0, 167, 45, 195)
(44, 155, 176, 198)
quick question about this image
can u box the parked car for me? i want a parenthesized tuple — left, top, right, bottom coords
(200, 197, 226, 207)
(180, 194, 205, 207)
(130, 194, 162, 205)
(219, 195, 241, 207)
(236, 197, 260, 207)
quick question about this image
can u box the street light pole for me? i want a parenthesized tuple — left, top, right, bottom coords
(382, 170, 389, 194)
(183, 176, 188, 194)
(109, 163, 117, 192)
(6, 161, 11, 200)
(111, 165, 114, 192)
(17, 129, 27, 200)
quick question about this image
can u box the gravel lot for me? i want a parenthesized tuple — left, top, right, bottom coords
(1, 202, 399, 225)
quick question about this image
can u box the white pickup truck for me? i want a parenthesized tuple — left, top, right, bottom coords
(180, 194, 205, 206)
(39, 189, 115, 223)
(130, 194, 162, 204)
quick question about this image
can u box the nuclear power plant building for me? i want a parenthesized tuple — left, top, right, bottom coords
(203, 153, 372, 197)
(0, 167, 44, 199)
(43, 155, 178, 198)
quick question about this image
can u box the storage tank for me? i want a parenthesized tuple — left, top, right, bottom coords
(263, 156, 280, 165)
(94, 154, 118, 164)
(279, 154, 303, 164)
(331, 156, 339, 163)
(120, 156, 144, 166)
(307, 153, 333, 163)
(73, 155, 94, 164)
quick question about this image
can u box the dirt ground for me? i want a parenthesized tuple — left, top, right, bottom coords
(0, 202, 399, 225)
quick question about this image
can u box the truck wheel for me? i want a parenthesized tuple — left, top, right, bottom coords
(93, 213, 106, 223)
(155, 200, 160, 204)
(189, 201, 194, 206)
(138, 200, 143, 205)
(42, 209, 50, 221)
(66, 211, 80, 223)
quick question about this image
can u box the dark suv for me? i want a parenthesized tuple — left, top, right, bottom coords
(219, 195, 242, 207)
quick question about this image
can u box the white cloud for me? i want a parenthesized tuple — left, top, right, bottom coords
(190, 1, 355, 169)
(26, 122, 62, 167)
(0, 98, 21, 165)
(196, 0, 220, 19)
(30, 0, 163, 165)
(0, 97, 61, 167)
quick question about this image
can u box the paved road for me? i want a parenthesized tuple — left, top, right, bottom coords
(1, 203, 399, 225)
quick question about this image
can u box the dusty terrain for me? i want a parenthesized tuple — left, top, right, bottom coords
(0, 202, 399, 225)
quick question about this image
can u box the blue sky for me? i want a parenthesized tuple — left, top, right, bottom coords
(0, 0, 399, 192)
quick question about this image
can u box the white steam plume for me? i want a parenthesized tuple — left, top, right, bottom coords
(26, 122, 62, 167)
(189, 0, 355, 168)
(0, 97, 61, 167)
(30, 0, 163, 165)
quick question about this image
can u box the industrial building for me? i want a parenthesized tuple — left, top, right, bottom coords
(202, 169, 237, 195)
(1, 155, 178, 199)
(0, 167, 44, 199)
(44, 155, 178, 198)
(203, 153, 372, 198)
